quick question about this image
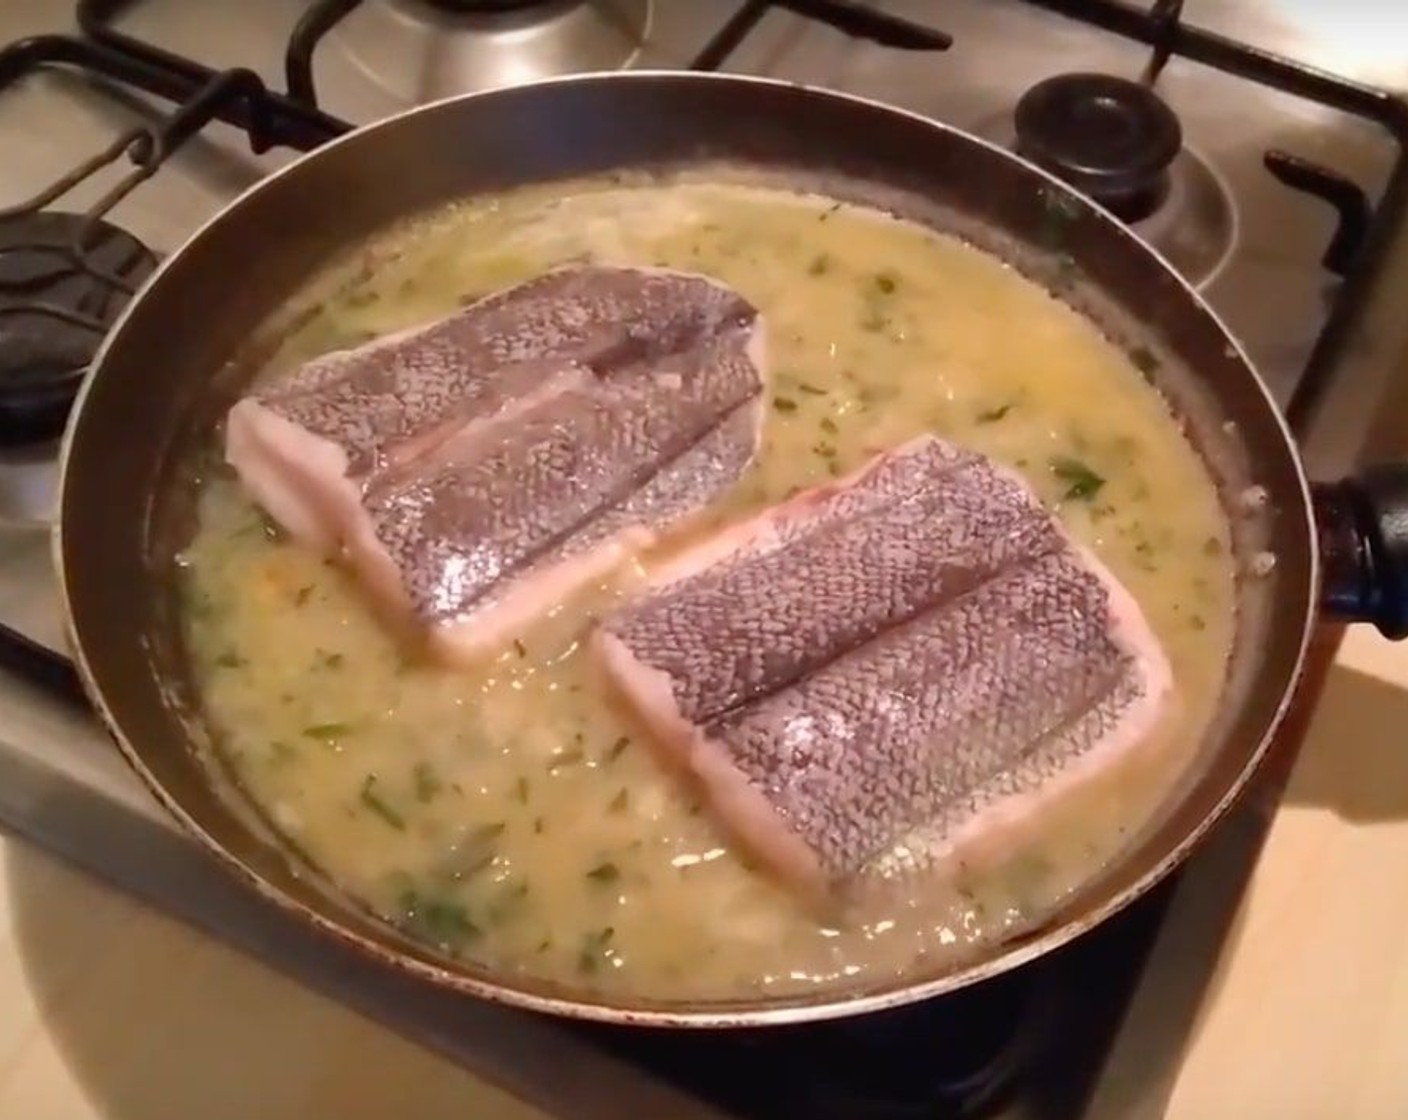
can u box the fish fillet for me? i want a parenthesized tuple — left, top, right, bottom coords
(594, 435, 1172, 897)
(225, 266, 766, 662)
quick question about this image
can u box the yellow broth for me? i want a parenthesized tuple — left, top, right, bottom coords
(177, 181, 1236, 1001)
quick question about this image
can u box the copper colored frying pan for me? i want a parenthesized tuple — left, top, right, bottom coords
(50, 73, 1408, 1027)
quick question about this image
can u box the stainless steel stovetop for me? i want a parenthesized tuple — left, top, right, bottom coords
(1, 3, 1407, 1118)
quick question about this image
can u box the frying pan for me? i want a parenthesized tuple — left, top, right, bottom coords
(53, 72, 1408, 1028)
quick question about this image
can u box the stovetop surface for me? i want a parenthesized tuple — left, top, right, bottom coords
(0, 3, 1406, 1119)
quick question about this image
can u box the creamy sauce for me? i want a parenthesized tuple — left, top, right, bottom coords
(177, 180, 1236, 1001)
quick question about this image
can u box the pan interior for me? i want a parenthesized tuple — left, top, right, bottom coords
(60, 76, 1313, 1025)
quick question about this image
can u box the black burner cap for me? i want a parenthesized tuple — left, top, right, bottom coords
(1015, 72, 1182, 221)
(0, 211, 158, 446)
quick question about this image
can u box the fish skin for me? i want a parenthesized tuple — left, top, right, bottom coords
(704, 551, 1139, 880)
(225, 265, 767, 656)
(603, 443, 1062, 722)
(595, 435, 1172, 890)
(247, 265, 759, 481)
(362, 325, 763, 625)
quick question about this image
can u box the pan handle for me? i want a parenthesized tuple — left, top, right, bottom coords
(1312, 465, 1408, 639)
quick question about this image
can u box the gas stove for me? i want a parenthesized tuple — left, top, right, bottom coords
(0, 3, 1405, 1119)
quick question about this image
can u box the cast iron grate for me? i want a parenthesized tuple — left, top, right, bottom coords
(68, 0, 1408, 425)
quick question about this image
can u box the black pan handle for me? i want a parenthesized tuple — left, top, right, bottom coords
(1313, 464, 1408, 639)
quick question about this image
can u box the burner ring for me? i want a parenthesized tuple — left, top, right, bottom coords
(0, 212, 158, 447)
(334, 0, 652, 105)
(421, 0, 561, 10)
(1015, 72, 1183, 222)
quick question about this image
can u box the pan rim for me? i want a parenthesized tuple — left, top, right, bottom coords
(53, 69, 1320, 1028)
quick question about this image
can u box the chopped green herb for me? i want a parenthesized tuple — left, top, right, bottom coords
(813, 442, 837, 460)
(268, 740, 295, 765)
(359, 776, 405, 831)
(586, 861, 621, 884)
(469, 821, 506, 845)
(819, 416, 839, 435)
(490, 878, 530, 916)
(818, 201, 843, 222)
(608, 788, 629, 814)
(858, 384, 899, 406)
(772, 396, 798, 413)
(512, 638, 527, 658)
(449, 848, 497, 881)
(577, 926, 616, 974)
(807, 253, 831, 275)
(1203, 536, 1224, 556)
(537, 939, 552, 954)
(1104, 437, 1137, 464)
(1050, 456, 1106, 501)
(860, 307, 888, 333)
(293, 585, 314, 606)
(436, 821, 505, 881)
(399, 889, 481, 946)
(303, 722, 350, 742)
(797, 381, 828, 396)
(1189, 614, 1208, 631)
(413, 762, 442, 803)
(214, 650, 246, 669)
(547, 747, 584, 772)
(533, 817, 546, 834)
(977, 403, 1013, 424)
(315, 650, 344, 669)
(606, 736, 629, 762)
(874, 272, 897, 295)
(1130, 346, 1160, 374)
(513, 776, 530, 804)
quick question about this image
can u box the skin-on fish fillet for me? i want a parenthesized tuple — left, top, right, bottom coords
(593, 435, 1173, 900)
(224, 266, 767, 664)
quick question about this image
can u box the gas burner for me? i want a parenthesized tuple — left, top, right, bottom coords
(970, 84, 1237, 290)
(0, 211, 158, 525)
(1014, 72, 1182, 223)
(0, 211, 157, 444)
(1130, 148, 1238, 288)
(423, 1, 562, 9)
(330, 0, 652, 104)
